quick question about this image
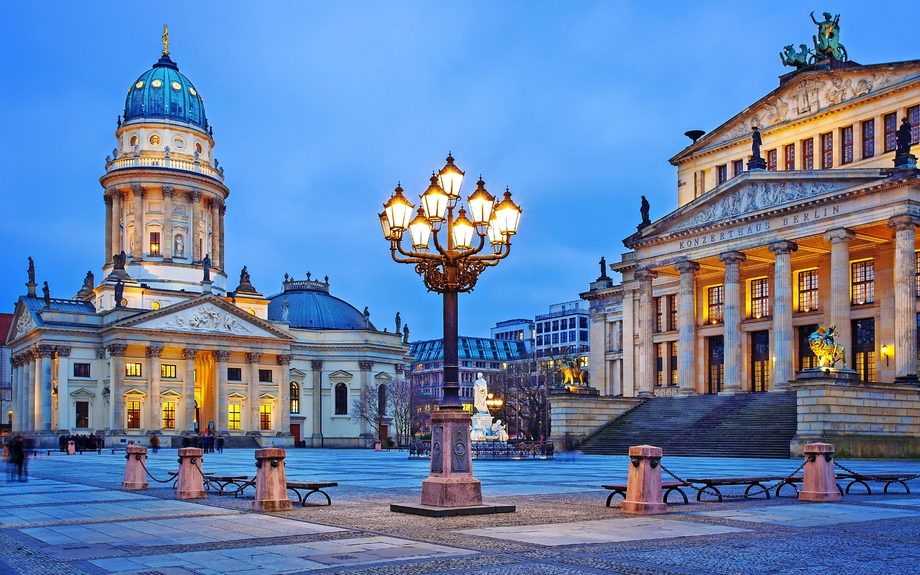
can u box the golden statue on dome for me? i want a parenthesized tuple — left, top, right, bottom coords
(162, 24, 169, 56)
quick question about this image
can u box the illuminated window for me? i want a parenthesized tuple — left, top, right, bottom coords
(127, 401, 141, 428)
(732, 159, 744, 177)
(852, 260, 875, 305)
(126, 363, 142, 377)
(766, 149, 777, 171)
(716, 164, 727, 185)
(228, 404, 241, 430)
(150, 232, 160, 256)
(335, 383, 348, 415)
(290, 382, 300, 414)
(149, 134, 161, 146)
(802, 138, 814, 169)
(751, 278, 770, 318)
(841, 126, 853, 164)
(910, 105, 920, 145)
(798, 269, 819, 312)
(162, 402, 175, 429)
(161, 364, 176, 378)
(668, 294, 678, 331)
(862, 119, 875, 158)
(820, 132, 833, 169)
(708, 286, 724, 324)
(74, 363, 90, 378)
(853, 318, 875, 382)
(708, 336, 724, 394)
(75, 402, 89, 428)
(799, 325, 819, 370)
(654, 297, 663, 333)
(784, 144, 795, 170)
(656, 343, 664, 386)
(260, 405, 272, 430)
(884, 113, 897, 152)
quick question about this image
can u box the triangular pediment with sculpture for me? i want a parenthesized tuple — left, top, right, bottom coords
(111, 294, 292, 340)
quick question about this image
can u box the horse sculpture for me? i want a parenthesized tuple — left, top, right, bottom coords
(556, 360, 588, 386)
(808, 324, 847, 369)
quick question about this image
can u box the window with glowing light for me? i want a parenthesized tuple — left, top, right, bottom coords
(798, 269, 819, 312)
(162, 402, 175, 429)
(841, 126, 853, 164)
(260, 405, 271, 430)
(820, 132, 833, 169)
(799, 325, 819, 370)
(75, 402, 89, 428)
(126, 363, 142, 377)
(127, 401, 141, 428)
(161, 364, 176, 378)
(150, 232, 160, 256)
(290, 382, 300, 414)
(802, 138, 814, 169)
(750, 278, 770, 318)
(708, 286, 724, 324)
(851, 260, 875, 305)
(862, 119, 875, 158)
(228, 404, 241, 430)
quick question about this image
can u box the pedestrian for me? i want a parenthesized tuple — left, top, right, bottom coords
(149, 434, 160, 454)
(10, 436, 25, 482)
(216, 434, 225, 454)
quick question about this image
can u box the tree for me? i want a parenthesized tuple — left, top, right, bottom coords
(387, 378, 414, 445)
(351, 382, 386, 441)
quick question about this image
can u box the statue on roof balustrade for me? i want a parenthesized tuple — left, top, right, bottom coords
(810, 11, 847, 61)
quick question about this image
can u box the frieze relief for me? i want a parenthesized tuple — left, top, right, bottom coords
(14, 313, 35, 338)
(142, 304, 256, 335)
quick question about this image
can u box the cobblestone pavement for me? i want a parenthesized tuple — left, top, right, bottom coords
(1, 448, 919, 574)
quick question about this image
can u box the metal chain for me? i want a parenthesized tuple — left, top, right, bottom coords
(834, 460, 919, 482)
(138, 455, 179, 484)
(659, 460, 806, 500)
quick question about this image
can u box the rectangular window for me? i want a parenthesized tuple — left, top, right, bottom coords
(75, 401, 89, 428)
(668, 294, 678, 331)
(536, 335, 543, 346)
(910, 105, 920, 145)
(569, 318, 576, 329)
(751, 278, 770, 318)
(73, 363, 91, 378)
(784, 144, 795, 170)
(569, 330, 575, 341)
(127, 401, 141, 429)
(670, 341, 678, 385)
(732, 159, 744, 177)
(853, 318, 876, 382)
(536, 323, 543, 334)
(708, 285, 724, 324)
(885, 113, 897, 152)
(655, 296, 663, 333)
(161, 364, 176, 378)
(766, 149, 777, 171)
(149, 232, 161, 256)
(798, 269, 819, 312)
(162, 402, 175, 429)
(260, 405, 271, 430)
(841, 126, 853, 164)
(125, 362, 142, 377)
(579, 330, 588, 342)
(579, 317, 588, 329)
(229, 404, 241, 430)
(259, 369, 273, 383)
(716, 164, 727, 185)
(656, 343, 664, 386)
(227, 367, 242, 381)
(552, 333, 559, 344)
(552, 320, 559, 331)
(803, 138, 814, 169)
(851, 260, 875, 305)
(862, 119, 875, 158)
(821, 132, 833, 169)
(560, 331, 568, 343)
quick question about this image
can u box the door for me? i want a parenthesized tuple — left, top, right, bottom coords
(290, 423, 301, 444)
(708, 336, 724, 394)
(852, 318, 875, 382)
(751, 330, 770, 392)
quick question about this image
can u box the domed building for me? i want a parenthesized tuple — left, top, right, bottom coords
(5, 33, 409, 448)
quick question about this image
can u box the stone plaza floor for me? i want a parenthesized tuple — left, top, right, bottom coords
(1, 448, 919, 574)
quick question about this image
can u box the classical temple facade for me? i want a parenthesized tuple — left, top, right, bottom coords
(584, 50, 920, 398)
(5, 40, 409, 448)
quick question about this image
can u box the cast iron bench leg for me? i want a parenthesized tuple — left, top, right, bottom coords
(697, 485, 722, 502)
(605, 489, 625, 507)
(744, 482, 770, 499)
(884, 480, 909, 494)
(845, 479, 871, 495)
(775, 480, 799, 498)
(303, 488, 332, 506)
(664, 486, 688, 505)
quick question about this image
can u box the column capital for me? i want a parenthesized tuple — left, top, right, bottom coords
(888, 215, 920, 232)
(146, 345, 164, 358)
(21, 350, 34, 362)
(161, 185, 175, 198)
(11, 355, 21, 368)
(103, 192, 113, 205)
(106, 185, 118, 197)
(718, 251, 747, 265)
(311, 360, 324, 370)
(674, 261, 700, 274)
(395, 364, 405, 373)
(824, 227, 855, 243)
(359, 360, 375, 371)
(768, 241, 798, 255)
(35, 344, 55, 359)
(107, 343, 129, 357)
(246, 352, 263, 364)
(214, 349, 232, 362)
(55, 346, 72, 358)
(131, 184, 146, 198)
(188, 190, 202, 202)
(96, 347, 107, 359)
(182, 348, 199, 360)
(220, 204, 227, 215)
(633, 269, 658, 282)
(277, 354, 293, 366)
(206, 197, 216, 208)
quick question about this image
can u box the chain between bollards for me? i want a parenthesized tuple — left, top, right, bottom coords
(138, 455, 179, 484)
(658, 460, 806, 500)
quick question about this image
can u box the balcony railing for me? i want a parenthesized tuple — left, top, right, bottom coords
(105, 154, 224, 182)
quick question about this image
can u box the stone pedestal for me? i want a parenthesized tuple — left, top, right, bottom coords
(122, 445, 149, 490)
(798, 442, 841, 503)
(67, 440, 75, 455)
(174, 447, 206, 500)
(252, 448, 292, 512)
(620, 445, 667, 515)
(421, 409, 483, 507)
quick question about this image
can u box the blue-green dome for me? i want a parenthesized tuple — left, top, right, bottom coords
(123, 54, 208, 131)
(267, 279, 373, 330)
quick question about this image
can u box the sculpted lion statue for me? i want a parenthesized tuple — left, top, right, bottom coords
(808, 324, 846, 369)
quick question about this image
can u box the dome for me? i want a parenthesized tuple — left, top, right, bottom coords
(267, 279, 373, 330)
(123, 54, 208, 131)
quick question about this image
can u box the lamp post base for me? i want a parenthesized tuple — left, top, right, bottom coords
(422, 409, 483, 508)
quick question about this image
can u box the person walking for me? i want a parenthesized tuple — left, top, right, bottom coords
(149, 434, 160, 454)
(10, 436, 25, 482)
(216, 434, 225, 454)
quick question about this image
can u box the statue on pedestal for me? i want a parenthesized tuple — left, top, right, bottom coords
(27, 257, 35, 284)
(42, 282, 50, 307)
(201, 254, 211, 282)
(473, 372, 489, 415)
(395, 312, 401, 334)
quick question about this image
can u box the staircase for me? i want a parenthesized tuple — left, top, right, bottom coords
(221, 435, 260, 449)
(578, 391, 797, 458)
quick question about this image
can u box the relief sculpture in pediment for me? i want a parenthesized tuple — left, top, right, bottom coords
(162, 306, 253, 335)
(14, 313, 35, 338)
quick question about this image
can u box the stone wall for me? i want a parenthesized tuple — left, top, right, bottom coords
(549, 394, 643, 452)
(790, 380, 920, 458)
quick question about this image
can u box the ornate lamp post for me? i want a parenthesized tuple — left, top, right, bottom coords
(381, 153, 521, 510)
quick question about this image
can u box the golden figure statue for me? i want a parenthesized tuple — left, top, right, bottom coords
(808, 324, 847, 369)
(556, 359, 588, 386)
(162, 24, 169, 56)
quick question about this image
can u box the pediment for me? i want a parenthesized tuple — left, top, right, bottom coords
(627, 170, 889, 247)
(328, 370, 353, 381)
(160, 389, 182, 398)
(125, 387, 147, 397)
(113, 295, 292, 340)
(8, 301, 36, 343)
(259, 392, 277, 400)
(289, 368, 307, 378)
(70, 387, 96, 397)
(374, 371, 392, 382)
(227, 392, 247, 400)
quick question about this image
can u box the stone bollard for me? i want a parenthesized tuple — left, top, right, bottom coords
(122, 445, 149, 490)
(1, 443, 8, 458)
(174, 447, 207, 500)
(620, 445, 667, 515)
(798, 442, 841, 502)
(253, 448, 292, 512)
(67, 440, 75, 455)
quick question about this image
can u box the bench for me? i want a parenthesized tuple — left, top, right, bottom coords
(685, 476, 791, 502)
(204, 475, 251, 495)
(836, 473, 915, 495)
(602, 481, 690, 506)
(286, 481, 338, 506)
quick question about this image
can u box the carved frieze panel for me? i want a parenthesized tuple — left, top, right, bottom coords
(133, 303, 278, 337)
(452, 428, 469, 473)
(14, 313, 35, 338)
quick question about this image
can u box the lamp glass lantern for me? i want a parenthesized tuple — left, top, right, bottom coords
(421, 174, 449, 228)
(466, 177, 495, 229)
(438, 153, 465, 206)
(408, 208, 432, 251)
(494, 187, 522, 235)
(384, 185, 414, 232)
(451, 208, 475, 251)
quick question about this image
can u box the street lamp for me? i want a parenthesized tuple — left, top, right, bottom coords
(381, 153, 521, 511)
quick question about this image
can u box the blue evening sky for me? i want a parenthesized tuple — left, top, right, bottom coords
(0, 2, 912, 341)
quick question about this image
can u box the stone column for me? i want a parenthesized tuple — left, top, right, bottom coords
(56, 347, 72, 431)
(131, 185, 145, 261)
(147, 345, 163, 432)
(11, 356, 21, 432)
(22, 351, 34, 431)
(247, 352, 263, 434)
(719, 251, 746, 393)
(110, 189, 123, 261)
(769, 241, 798, 389)
(108, 344, 128, 433)
(36, 345, 54, 433)
(219, 204, 226, 271)
(162, 186, 174, 260)
(215, 350, 231, 433)
(675, 261, 699, 395)
(189, 191, 202, 262)
(634, 269, 658, 397)
(182, 348, 198, 433)
(278, 354, 292, 436)
(358, 361, 374, 437)
(209, 199, 221, 270)
(311, 360, 323, 447)
(824, 228, 856, 363)
(889, 215, 919, 382)
(104, 191, 113, 264)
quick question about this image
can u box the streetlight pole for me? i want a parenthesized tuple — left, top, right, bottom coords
(381, 153, 521, 511)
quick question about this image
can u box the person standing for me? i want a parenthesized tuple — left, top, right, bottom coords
(10, 436, 25, 482)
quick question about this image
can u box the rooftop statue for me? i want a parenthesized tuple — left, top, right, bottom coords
(113, 251, 127, 271)
(201, 254, 211, 282)
(27, 257, 35, 284)
(42, 281, 50, 307)
(751, 126, 763, 160)
(83, 271, 94, 289)
(639, 196, 651, 227)
(403, 324, 409, 344)
(896, 117, 914, 157)
(810, 11, 847, 61)
(780, 44, 812, 69)
(114, 281, 124, 308)
(808, 324, 847, 369)
(395, 312, 401, 334)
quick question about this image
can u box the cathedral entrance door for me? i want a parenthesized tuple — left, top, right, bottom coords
(290, 423, 301, 444)
(751, 331, 770, 392)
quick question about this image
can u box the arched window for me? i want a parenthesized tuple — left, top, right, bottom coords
(290, 382, 300, 414)
(334, 383, 348, 415)
(377, 384, 387, 416)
